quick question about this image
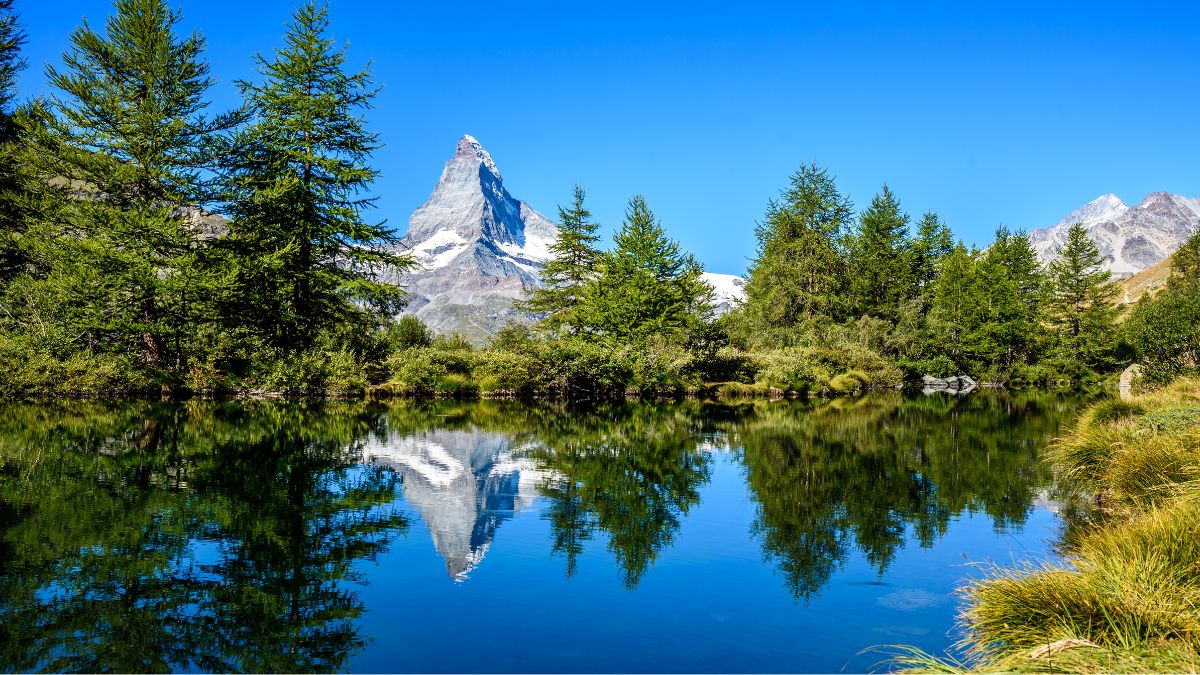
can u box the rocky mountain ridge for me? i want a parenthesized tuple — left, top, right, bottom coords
(393, 135, 745, 342)
(1029, 192, 1200, 276)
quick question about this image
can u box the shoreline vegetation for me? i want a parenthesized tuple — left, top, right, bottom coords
(0, 0, 1199, 405)
(895, 378, 1200, 674)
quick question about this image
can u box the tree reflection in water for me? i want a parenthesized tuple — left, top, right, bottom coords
(0, 401, 407, 673)
(0, 392, 1078, 670)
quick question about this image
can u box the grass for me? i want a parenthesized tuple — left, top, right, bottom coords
(897, 378, 1200, 673)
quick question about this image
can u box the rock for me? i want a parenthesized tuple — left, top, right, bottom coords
(921, 374, 977, 395)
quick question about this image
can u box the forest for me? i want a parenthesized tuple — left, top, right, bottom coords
(1, 0, 1198, 400)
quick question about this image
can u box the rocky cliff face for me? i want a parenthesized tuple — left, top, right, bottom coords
(1029, 192, 1200, 276)
(392, 135, 558, 343)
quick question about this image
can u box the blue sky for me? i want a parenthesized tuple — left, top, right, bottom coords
(14, 1, 1200, 275)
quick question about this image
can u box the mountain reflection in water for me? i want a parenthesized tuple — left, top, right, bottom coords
(0, 392, 1083, 672)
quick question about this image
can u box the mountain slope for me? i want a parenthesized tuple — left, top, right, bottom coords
(392, 135, 557, 343)
(1029, 192, 1200, 276)
(392, 135, 746, 342)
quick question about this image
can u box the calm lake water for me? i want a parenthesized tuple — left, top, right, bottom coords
(0, 393, 1086, 673)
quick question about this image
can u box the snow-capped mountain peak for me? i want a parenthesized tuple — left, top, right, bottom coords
(1052, 193, 1127, 231)
(1030, 191, 1200, 276)
(456, 134, 501, 180)
(392, 135, 558, 343)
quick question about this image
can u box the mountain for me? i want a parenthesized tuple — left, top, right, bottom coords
(1028, 192, 1200, 276)
(362, 429, 546, 581)
(392, 135, 558, 343)
(394, 135, 746, 341)
(700, 272, 747, 314)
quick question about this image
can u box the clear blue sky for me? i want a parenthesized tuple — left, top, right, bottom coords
(14, 0, 1200, 276)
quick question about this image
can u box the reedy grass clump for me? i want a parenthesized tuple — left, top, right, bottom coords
(902, 379, 1200, 673)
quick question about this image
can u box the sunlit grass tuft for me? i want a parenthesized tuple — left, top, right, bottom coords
(899, 378, 1200, 673)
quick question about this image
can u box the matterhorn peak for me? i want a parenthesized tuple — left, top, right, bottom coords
(455, 134, 500, 179)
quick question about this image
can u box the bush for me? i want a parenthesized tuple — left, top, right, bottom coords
(381, 314, 434, 351)
(1125, 283, 1200, 386)
(474, 349, 543, 396)
(0, 335, 154, 397)
(384, 346, 477, 397)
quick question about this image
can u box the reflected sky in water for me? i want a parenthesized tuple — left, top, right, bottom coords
(0, 393, 1084, 673)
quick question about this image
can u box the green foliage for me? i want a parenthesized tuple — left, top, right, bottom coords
(739, 163, 854, 344)
(845, 184, 912, 320)
(1168, 228, 1200, 288)
(580, 195, 712, 342)
(220, 0, 413, 350)
(1125, 280, 1200, 385)
(381, 314, 434, 351)
(1047, 223, 1122, 371)
(0, 0, 26, 285)
(17, 0, 242, 380)
(517, 184, 601, 331)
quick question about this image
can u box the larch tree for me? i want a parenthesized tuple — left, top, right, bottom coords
(846, 184, 912, 321)
(740, 164, 854, 345)
(0, 0, 26, 286)
(223, 0, 412, 351)
(520, 184, 601, 333)
(583, 195, 711, 342)
(1047, 223, 1120, 370)
(24, 0, 242, 380)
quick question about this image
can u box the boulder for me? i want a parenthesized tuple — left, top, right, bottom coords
(921, 374, 977, 395)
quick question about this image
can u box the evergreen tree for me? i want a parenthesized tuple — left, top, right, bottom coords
(846, 184, 912, 320)
(740, 164, 854, 344)
(1046, 223, 1120, 370)
(1169, 228, 1200, 287)
(582, 195, 711, 342)
(519, 184, 601, 332)
(909, 211, 953, 295)
(0, 0, 25, 285)
(21, 0, 241, 378)
(927, 243, 986, 372)
(223, 1, 412, 350)
(976, 227, 1046, 371)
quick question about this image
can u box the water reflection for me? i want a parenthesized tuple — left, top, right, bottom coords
(0, 393, 1081, 672)
(363, 429, 544, 580)
(0, 402, 407, 673)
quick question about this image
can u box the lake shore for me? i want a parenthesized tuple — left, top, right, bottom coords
(900, 378, 1200, 673)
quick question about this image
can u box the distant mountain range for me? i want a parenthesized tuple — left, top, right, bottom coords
(1028, 192, 1200, 276)
(392, 135, 745, 342)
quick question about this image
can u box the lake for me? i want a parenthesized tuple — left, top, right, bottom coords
(0, 392, 1085, 673)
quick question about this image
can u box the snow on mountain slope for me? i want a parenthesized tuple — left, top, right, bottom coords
(390, 135, 558, 343)
(391, 135, 749, 341)
(1029, 192, 1200, 276)
(701, 272, 747, 315)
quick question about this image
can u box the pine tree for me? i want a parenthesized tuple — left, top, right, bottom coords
(0, 0, 26, 285)
(1047, 223, 1120, 370)
(582, 196, 711, 342)
(846, 184, 912, 320)
(519, 184, 601, 332)
(22, 0, 241, 378)
(1169, 228, 1200, 288)
(976, 227, 1047, 371)
(223, 0, 412, 350)
(740, 164, 853, 344)
(909, 211, 953, 295)
(927, 243, 986, 372)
